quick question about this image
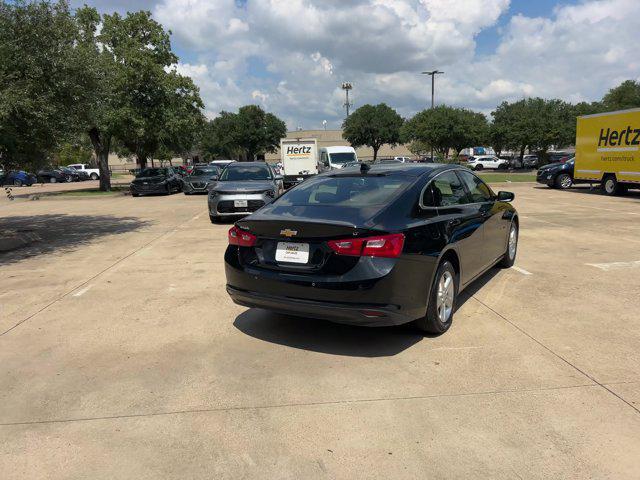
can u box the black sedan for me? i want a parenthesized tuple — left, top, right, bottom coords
(37, 167, 72, 183)
(224, 163, 518, 335)
(130, 167, 183, 196)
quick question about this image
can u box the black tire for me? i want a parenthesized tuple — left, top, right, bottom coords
(474, 164, 484, 171)
(49, 177, 57, 184)
(555, 173, 572, 189)
(90, 173, 99, 180)
(499, 221, 518, 268)
(414, 260, 457, 335)
(165, 184, 172, 195)
(601, 175, 620, 196)
(13, 179, 23, 187)
(65, 176, 72, 183)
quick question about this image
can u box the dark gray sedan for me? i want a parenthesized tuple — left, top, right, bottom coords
(183, 165, 221, 194)
(208, 162, 283, 223)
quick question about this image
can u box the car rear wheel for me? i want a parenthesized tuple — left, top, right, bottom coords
(474, 164, 484, 171)
(602, 175, 621, 196)
(555, 173, 572, 189)
(49, 177, 57, 183)
(499, 222, 518, 268)
(13, 179, 23, 187)
(414, 261, 457, 335)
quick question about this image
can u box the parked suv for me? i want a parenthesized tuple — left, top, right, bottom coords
(466, 155, 508, 170)
(537, 157, 575, 189)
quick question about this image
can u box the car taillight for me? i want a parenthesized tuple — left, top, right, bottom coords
(228, 226, 257, 247)
(327, 233, 404, 258)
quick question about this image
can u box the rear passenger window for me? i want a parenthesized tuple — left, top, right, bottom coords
(425, 171, 469, 207)
(457, 170, 494, 202)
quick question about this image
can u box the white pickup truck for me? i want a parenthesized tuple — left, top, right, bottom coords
(68, 163, 100, 180)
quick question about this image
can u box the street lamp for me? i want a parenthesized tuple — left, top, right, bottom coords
(421, 70, 444, 161)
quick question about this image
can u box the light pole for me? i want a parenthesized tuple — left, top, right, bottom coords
(341, 82, 353, 118)
(421, 70, 444, 161)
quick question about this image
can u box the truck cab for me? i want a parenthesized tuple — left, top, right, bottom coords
(319, 146, 358, 171)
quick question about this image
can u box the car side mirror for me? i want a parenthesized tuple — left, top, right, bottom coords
(210, 175, 218, 181)
(497, 191, 515, 202)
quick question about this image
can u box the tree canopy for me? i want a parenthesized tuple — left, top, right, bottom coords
(200, 105, 286, 161)
(0, 1, 205, 190)
(342, 104, 404, 162)
(602, 80, 640, 111)
(403, 106, 488, 158)
(0, 1, 79, 169)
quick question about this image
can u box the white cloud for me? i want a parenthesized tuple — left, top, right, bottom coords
(144, 0, 640, 128)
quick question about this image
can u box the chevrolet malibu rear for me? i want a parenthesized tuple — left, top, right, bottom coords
(224, 169, 431, 327)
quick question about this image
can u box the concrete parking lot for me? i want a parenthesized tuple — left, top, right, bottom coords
(1, 183, 639, 479)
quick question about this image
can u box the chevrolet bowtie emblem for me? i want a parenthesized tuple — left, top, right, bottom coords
(280, 229, 298, 237)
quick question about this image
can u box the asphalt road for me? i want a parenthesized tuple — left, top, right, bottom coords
(1, 183, 639, 479)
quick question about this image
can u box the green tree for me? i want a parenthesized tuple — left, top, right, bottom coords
(0, 1, 78, 169)
(602, 80, 640, 111)
(200, 105, 286, 161)
(342, 103, 404, 162)
(491, 98, 575, 162)
(73, 7, 204, 190)
(403, 106, 487, 158)
(54, 141, 93, 166)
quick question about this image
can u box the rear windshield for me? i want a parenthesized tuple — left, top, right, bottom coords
(192, 167, 218, 176)
(276, 175, 413, 207)
(138, 168, 167, 177)
(220, 165, 271, 181)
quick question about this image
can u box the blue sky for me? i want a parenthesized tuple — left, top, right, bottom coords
(72, 0, 640, 129)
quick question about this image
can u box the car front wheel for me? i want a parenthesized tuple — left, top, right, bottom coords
(474, 164, 483, 171)
(90, 173, 99, 180)
(414, 260, 457, 335)
(555, 173, 572, 189)
(13, 179, 23, 187)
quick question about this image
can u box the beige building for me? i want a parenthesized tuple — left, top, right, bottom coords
(265, 129, 414, 163)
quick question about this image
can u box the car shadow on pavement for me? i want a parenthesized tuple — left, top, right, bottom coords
(456, 267, 501, 309)
(0, 214, 150, 265)
(233, 309, 423, 357)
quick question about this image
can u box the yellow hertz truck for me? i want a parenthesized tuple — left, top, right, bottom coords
(575, 108, 640, 195)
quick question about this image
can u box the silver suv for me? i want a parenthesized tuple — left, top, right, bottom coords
(208, 162, 283, 223)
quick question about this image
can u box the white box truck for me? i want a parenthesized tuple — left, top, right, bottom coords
(280, 138, 319, 188)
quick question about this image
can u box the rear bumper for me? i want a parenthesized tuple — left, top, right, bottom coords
(224, 249, 432, 327)
(226, 285, 411, 327)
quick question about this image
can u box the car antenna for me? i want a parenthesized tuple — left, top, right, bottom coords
(360, 163, 370, 174)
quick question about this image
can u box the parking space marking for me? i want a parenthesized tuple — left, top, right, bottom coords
(512, 266, 532, 275)
(72, 285, 93, 297)
(585, 260, 640, 271)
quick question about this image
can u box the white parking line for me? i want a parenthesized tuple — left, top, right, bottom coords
(72, 285, 93, 297)
(585, 260, 640, 271)
(512, 266, 532, 276)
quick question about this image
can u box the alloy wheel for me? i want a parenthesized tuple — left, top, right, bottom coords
(436, 271, 454, 323)
(508, 224, 518, 260)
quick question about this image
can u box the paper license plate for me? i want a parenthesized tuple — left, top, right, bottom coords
(234, 199, 248, 208)
(275, 242, 310, 264)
